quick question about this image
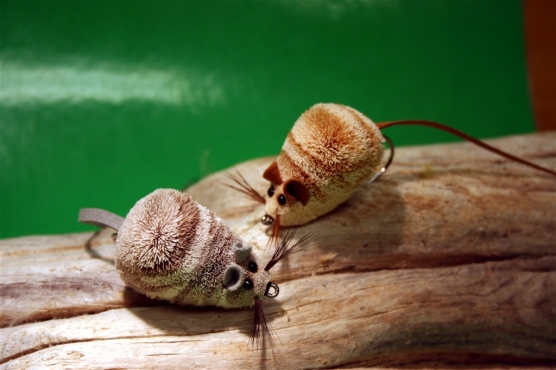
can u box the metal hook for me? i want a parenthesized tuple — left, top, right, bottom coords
(261, 214, 275, 225)
(264, 281, 279, 298)
(369, 134, 395, 183)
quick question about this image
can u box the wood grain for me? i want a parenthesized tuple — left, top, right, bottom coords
(1, 132, 555, 369)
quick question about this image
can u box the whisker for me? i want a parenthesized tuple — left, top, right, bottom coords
(250, 297, 275, 351)
(222, 169, 266, 205)
(265, 214, 281, 252)
(265, 228, 316, 272)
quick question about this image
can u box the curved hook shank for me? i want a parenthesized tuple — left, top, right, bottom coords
(377, 120, 556, 176)
(79, 208, 124, 231)
(369, 134, 395, 183)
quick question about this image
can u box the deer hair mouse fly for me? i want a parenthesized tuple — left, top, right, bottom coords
(78, 188, 313, 349)
(225, 103, 556, 244)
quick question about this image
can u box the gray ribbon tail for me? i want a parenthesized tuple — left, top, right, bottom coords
(79, 208, 124, 231)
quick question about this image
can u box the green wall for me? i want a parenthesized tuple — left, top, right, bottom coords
(0, 0, 534, 239)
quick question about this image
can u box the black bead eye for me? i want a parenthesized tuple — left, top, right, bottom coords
(248, 261, 258, 273)
(267, 187, 275, 197)
(278, 194, 286, 205)
(243, 279, 254, 290)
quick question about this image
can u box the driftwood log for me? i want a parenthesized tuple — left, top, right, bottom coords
(1, 132, 555, 369)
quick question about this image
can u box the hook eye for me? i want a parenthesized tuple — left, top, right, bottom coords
(264, 282, 279, 298)
(261, 214, 275, 225)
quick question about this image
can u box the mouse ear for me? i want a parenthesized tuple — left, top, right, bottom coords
(284, 179, 310, 205)
(263, 161, 282, 185)
(223, 264, 245, 291)
(234, 242, 252, 263)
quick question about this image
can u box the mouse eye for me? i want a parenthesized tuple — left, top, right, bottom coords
(278, 194, 286, 206)
(267, 187, 275, 197)
(248, 261, 258, 273)
(243, 279, 254, 290)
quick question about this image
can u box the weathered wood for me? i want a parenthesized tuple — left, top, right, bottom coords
(1, 133, 555, 369)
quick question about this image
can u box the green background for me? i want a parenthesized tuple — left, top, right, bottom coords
(0, 0, 534, 239)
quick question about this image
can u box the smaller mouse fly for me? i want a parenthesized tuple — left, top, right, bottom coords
(79, 188, 311, 348)
(227, 103, 556, 241)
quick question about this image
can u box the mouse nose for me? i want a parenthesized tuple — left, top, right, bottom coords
(261, 214, 274, 225)
(264, 281, 279, 298)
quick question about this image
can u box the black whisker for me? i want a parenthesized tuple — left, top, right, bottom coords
(223, 169, 266, 205)
(265, 214, 281, 252)
(265, 228, 315, 272)
(250, 297, 275, 351)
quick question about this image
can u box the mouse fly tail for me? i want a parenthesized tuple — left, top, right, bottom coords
(223, 169, 266, 204)
(377, 120, 556, 176)
(78, 208, 124, 231)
